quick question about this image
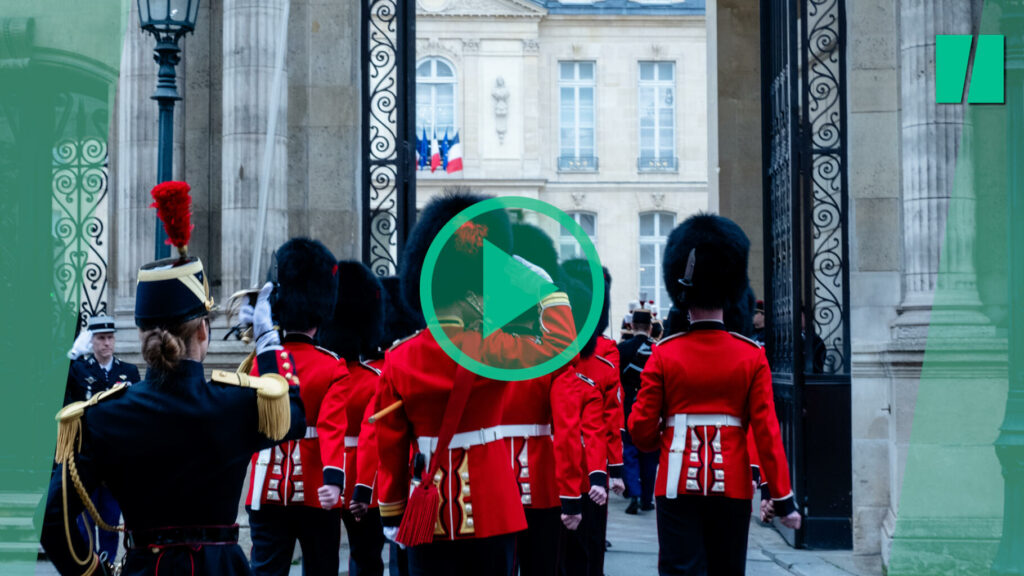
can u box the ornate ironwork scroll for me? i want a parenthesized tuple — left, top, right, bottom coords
(51, 92, 110, 332)
(761, 0, 851, 550)
(802, 0, 850, 376)
(362, 0, 416, 276)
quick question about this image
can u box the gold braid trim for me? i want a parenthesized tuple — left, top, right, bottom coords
(237, 349, 256, 375)
(53, 384, 130, 549)
(212, 370, 291, 441)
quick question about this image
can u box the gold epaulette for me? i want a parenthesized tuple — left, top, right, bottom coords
(54, 384, 129, 552)
(729, 332, 763, 348)
(236, 349, 256, 375)
(212, 370, 292, 441)
(54, 384, 129, 466)
(388, 330, 421, 352)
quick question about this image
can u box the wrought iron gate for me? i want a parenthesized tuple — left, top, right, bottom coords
(361, 0, 417, 276)
(760, 0, 852, 549)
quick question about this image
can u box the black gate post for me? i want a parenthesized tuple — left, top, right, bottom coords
(361, 0, 416, 276)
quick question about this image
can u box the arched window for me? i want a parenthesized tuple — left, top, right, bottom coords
(416, 57, 457, 139)
(559, 211, 597, 260)
(638, 212, 676, 319)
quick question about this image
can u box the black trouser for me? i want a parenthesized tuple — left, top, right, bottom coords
(248, 505, 341, 576)
(389, 542, 410, 576)
(655, 495, 750, 576)
(517, 507, 561, 576)
(559, 498, 605, 576)
(582, 497, 607, 576)
(406, 533, 516, 576)
(342, 508, 387, 576)
(558, 516, 587, 576)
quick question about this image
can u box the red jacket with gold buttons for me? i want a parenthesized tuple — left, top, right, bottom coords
(376, 292, 576, 541)
(627, 322, 795, 514)
(246, 334, 349, 509)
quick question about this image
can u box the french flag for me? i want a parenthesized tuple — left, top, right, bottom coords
(446, 132, 463, 174)
(430, 133, 442, 173)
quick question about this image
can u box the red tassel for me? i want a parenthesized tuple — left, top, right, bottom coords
(395, 482, 440, 547)
(150, 181, 194, 257)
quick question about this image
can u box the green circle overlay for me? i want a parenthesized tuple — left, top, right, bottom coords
(420, 196, 605, 381)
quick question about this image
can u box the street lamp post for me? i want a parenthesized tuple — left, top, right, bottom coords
(138, 0, 200, 260)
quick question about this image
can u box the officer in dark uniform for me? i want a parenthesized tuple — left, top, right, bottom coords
(64, 316, 141, 405)
(617, 307, 659, 515)
(63, 315, 141, 563)
(40, 181, 307, 576)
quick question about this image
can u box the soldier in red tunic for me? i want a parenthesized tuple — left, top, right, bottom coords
(375, 192, 576, 576)
(499, 224, 588, 576)
(628, 214, 801, 576)
(562, 262, 624, 576)
(318, 260, 388, 576)
(245, 238, 349, 576)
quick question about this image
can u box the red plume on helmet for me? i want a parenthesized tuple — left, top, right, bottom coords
(150, 181, 194, 258)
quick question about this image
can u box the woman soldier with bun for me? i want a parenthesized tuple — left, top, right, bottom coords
(41, 182, 307, 576)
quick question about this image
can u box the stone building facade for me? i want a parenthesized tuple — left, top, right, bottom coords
(414, 0, 708, 327)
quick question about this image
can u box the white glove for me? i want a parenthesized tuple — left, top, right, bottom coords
(382, 526, 405, 549)
(513, 255, 553, 283)
(67, 329, 93, 360)
(253, 282, 281, 354)
(238, 303, 255, 327)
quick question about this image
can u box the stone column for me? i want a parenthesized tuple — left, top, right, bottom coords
(221, 0, 289, 299)
(895, 0, 983, 337)
(112, 1, 184, 318)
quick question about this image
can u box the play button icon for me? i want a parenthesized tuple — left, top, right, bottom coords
(482, 239, 558, 338)
(420, 196, 605, 381)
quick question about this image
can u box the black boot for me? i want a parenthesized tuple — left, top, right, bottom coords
(625, 497, 639, 515)
(640, 501, 655, 512)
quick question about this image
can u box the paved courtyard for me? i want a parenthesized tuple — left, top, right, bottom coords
(33, 494, 882, 575)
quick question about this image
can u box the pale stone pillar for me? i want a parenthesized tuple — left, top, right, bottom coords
(112, 1, 185, 318)
(221, 0, 289, 299)
(895, 0, 982, 336)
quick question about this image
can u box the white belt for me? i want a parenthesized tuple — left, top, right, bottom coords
(345, 436, 359, 448)
(666, 413, 742, 499)
(416, 425, 508, 474)
(498, 424, 551, 439)
(251, 449, 272, 511)
(305, 426, 318, 439)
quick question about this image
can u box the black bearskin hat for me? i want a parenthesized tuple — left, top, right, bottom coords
(271, 237, 338, 332)
(380, 276, 425, 349)
(663, 213, 750, 311)
(511, 223, 560, 280)
(561, 259, 611, 337)
(318, 261, 384, 361)
(723, 284, 756, 337)
(399, 190, 512, 312)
